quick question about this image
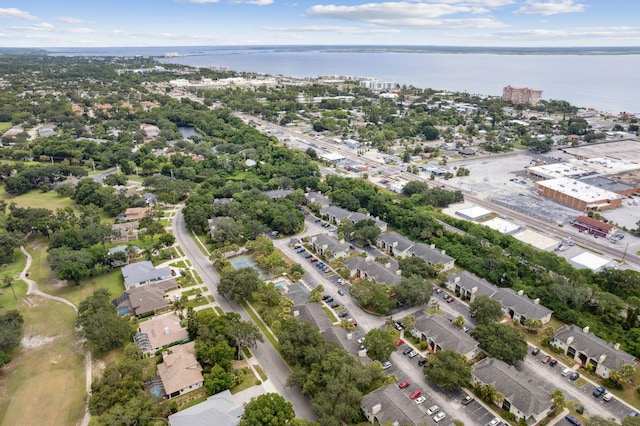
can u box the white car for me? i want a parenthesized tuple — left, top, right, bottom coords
(415, 396, 426, 404)
(603, 392, 614, 402)
(357, 337, 365, 344)
(561, 367, 571, 376)
(487, 418, 500, 426)
(381, 361, 392, 370)
(426, 405, 440, 416)
(408, 350, 419, 358)
(433, 412, 446, 423)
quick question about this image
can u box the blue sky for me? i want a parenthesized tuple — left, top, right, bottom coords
(1, 0, 639, 47)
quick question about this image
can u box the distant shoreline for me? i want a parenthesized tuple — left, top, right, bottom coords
(1, 45, 640, 56)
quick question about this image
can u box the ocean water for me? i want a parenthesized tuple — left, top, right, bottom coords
(47, 46, 640, 115)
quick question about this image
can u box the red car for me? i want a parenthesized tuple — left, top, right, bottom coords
(409, 390, 422, 399)
(398, 381, 410, 389)
(396, 339, 405, 346)
(446, 296, 455, 303)
(540, 355, 551, 364)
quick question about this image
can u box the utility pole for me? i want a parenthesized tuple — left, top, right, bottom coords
(623, 242, 629, 261)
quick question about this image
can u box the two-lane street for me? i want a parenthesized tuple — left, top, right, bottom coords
(171, 206, 316, 420)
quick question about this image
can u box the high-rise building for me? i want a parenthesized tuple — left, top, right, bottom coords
(502, 85, 543, 105)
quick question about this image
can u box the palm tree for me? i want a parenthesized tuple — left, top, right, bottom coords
(385, 316, 396, 329)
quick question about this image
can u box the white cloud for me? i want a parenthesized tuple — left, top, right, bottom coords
(262, 25, 400, 34)
(514, 0, 586, 16)
(495, 27, 640, 40)
(237, 0, 274, 5)
(0, 8, 37, 20)
(415, 0, 514, 5)
(308, 2, 488, 20)
(58, 16, 85, 24)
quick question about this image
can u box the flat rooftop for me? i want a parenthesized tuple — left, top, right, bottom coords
(512, 229, 558, 251)
(567, 156, 640, 176)
(482, 217, 521, 234)
(570, 251, 611, 271)
(564, 139, 640, 164)
(535, 177, 623, 203)
(456, 205, 492, 220)
(527, 163, 593, 179)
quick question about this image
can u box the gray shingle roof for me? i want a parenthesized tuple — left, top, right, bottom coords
(305, 191, 331, 207)
(264, 189, 293, 199)
(126, 279, 178, 316)
(554, 324, 636, 371)
(448, 271, 497, 298)
(361, 384, 428, 425)
(311, 233, 350, 255)
(377, 232, 414, 253)
(408, 242, 454, 265)
(473, 357, 552, 420)
(344, 257, 402, 286)
(493, 287, 552, 321)
(122, 261, 172, 288)
(168, 389, 243, 426)
(415, 315, 478, 355)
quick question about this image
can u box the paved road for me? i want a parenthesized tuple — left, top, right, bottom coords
(171, 206, 316, 420)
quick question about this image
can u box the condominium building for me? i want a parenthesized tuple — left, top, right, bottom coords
(502, 85, 543, 105)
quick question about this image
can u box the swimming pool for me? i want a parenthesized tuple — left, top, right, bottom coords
(273, 281, 287, 289)
(117, 306, 131, 315)
(149, 384, 163, 397)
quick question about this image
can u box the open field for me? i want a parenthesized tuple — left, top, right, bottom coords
(0, 187, 75, 211)
(0, 298, 85, 426)
(0, 249, 27, 311)
(0, 122, 11, 131)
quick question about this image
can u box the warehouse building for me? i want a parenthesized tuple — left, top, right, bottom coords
(534, 177, 623, 211)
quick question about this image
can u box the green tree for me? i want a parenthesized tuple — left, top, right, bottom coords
(587, 417, 618, 426)
(424, 349, 472, 390)
(239, 393, 295, 426)
(395, 274, 433, 306)
(551, 389, 565, 412)
(227, 319, 263, 359)
(218, 267, 262, 302)
(471, 323, 528, 365)
(204, 364, 234, 394)
(364, 328, 396, 361)
(469, 295, 503, 324)
(453, 315, 465, 329)
(77, 289, 131, 352)
(402, 315, 416, 334)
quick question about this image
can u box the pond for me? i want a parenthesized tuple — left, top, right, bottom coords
(178, 126, 202, 140)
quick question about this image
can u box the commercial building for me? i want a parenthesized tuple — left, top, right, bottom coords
(534, 177, 623, 211)
(571, 215, 617, 237)
(502, 85, 543, 106)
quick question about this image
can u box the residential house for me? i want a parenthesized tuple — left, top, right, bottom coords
(493, 287, 553, 326)
(123, 207, 149, 222)
(472, 357, 553, 424)
(38, 125, 57, 138)
(361, 384, 428, 425)
(376, 232, 414, 257)
(407, 243, 454, 271)
(168, 389, 243, 426)
(309, 234, 350, 260)
(446, 271, 497, 302)
(122, 260, 172, 289)
(134, 312, 189, 353)
(550, 325, 637, 378)
(107, 245, 137, 267)
(140, 123, 160, 141)
(414, 315, 479, 360)
(292, 304, 359, 356)
(141, 192, 158, 206)
(208, 216, 233, 239)
(109, 221, 139, 243)
(157, 341, 204, 399)
(115, 279, 179, 317)
(344, 257, 402, 286)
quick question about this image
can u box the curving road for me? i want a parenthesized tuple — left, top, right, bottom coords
(171, 206, 316, 420)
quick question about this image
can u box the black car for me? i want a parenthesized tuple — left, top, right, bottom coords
(549, 359, 558, 366)
(324, 297, 334, 303)
(531, 348, 540, 355)
(569, 372, 580, 381)
(337, 289, 345, 296)
(338, 311, 349, 318)
(402, 347, 413, 355)
(329, 303, 340, 309)
(322, 295, 331, 301)
(417, 358, 428, 366)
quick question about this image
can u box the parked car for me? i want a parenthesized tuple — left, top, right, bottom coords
(394, 321, 404, 331)
(540, 355, 551, 364)
(338, 311, 349, 318)
(381, 361, 392, 370)
(434, 288, 443, 294)
(409, 390, 422, 399)
(549, 359, 558, 366)
(337, 289, 345, 296)
(463, 326, 470, 333)
(442, 292, 450, 299)
(446, 296, 455, 303)
(395, 339, 405, 346)
(408, 350, 418, 358)
(322, 295, 331, 301)
(565, 415, 581, 426)
(417, 358, 428, 366)
(402, 347, 413, 355)
(531, 348, 540, 355)
(348, 318, 357, 327)
(575, 405, 584, 415)
(305, 254, 313, 258)
(415, 396, 426, 404)
(310, 258, 318, 263)
(561, 368, 572, 376)
(433, 412, 446, 423)
(329, 303, 340, 309)
(398, 381, 410, 389)
(603, 392, 614, 402)
(296, 247, 305, 253)
(324, 297, 334, 303)
(426, 405, 440, 416)
(486, 418, 500, 426)
(461, 395, 474, 405)
(593, 386, 606, 397)
(569, 372, 580, 381)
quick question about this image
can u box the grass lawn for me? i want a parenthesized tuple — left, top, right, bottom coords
(0, 122, 11, 131)
(254, 365, 267, 381)
(0, 298, 85, 426)
(0, 186, 76, 211)
(230, 368, 258, 394)
(183, 288, 202, 297)
(169, 260, 188, 268)
(186, 296, 209, 309)
(0, 249, 27, 311)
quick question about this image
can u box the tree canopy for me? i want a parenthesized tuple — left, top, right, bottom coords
(239, 393, 295, 426)
(77, 289, 131, 352)
(423, 349, 472, 390)
(471, 323, 528, 365)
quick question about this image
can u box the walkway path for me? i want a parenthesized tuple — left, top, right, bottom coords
(18, 246, 92, 426)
